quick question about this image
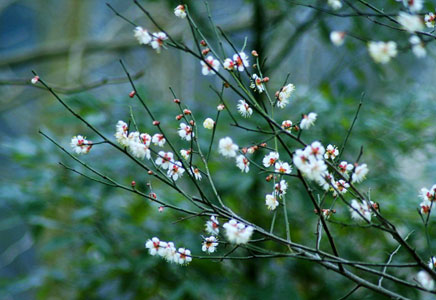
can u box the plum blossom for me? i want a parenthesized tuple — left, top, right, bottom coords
(167, 161, 185, 181)
(263, 152, 279, 168)
(223, 219, 254, 244)
(274, 180, 288, 198)
(205, 216, 219, 235)
(330, 31, 345, 46)
(223, 58, 235, 70)
(265, 194, 279, 210)
(274, 161, 292, 174)
(368, 41, 397, 64)
(236, 155, 250, 173)
(190, 167, 202, 181)
(350, 200, 372, 222)
(351, 163, 369, 183)
(420, 199, 432, 215)
(300, 112, 317, 130)
(328, 0, 342, 10)
(218, 137, 238, 157)
(410, 35, 426, 58)
(152, 133, 166, 147)
(250, 74, 265, 93)
(397, 12, 424, 32)
(281, 120, 293, 132)
(416, 270, 434, 290)
(277, 83, 295, 108)
(115, 120, 129, 147)
(151, 32, 168, 53)
(237, 100, 253, 118)
(178, 123, 194, 141)
(180, 149, 190, 160)
(70, 135, 92, 155)
(155, 151, 174, 169)
(145, 237, 167, 256)
(324, 144, 339, 160)
(174, 4, 186, 18)
(128, 132, 151, 160)
(134, 26, 152, 45)
(202, 236, 218, 254)
(31, 76, 39, 84)
(333, 179, 349, 196)
(233, 52, 249, 72)
(403, 0, 423, 13)
(163, 242, 177, 262)
(201, 55, 220, 75)
(338, 161, 354, 175)
(425, 12, 436, 28)
(175, 248, 192, 265)
(203, 117, 215, 129)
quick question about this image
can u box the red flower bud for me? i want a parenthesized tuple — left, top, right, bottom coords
(176, 114, 183, 120)
(174, 98, 181, 104)
(153, 120, 160, 126)
(131, 180, 136, 187)
(129, 91, 136, 98)
(251, 50, 258, 57)
(200, 40, 207, 47)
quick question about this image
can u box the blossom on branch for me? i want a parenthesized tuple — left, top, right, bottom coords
(70, 135, 92, 155)
(218, 137, 238, 157)
(223, 219, 254, 244)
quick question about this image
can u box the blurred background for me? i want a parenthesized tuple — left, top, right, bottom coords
(1, 0, 436, 299)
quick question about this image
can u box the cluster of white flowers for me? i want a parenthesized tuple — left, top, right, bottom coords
(201, 55, 220, 76)
(223, 52, 249, 72)
(276, 83, 295, 108)
(300, 112, 317, 130)
(133, 27, 168, 53)
(419, 185, 436, 215)
(223, 219, 254, 244)
(349, 199, 373, 222)
(70, 135, 92, 155)
(250, 74, 265, 93)
(145, 237, 192, 265)
(368, 41, 397, 64)
(115, 121, 151, 160)
(154, 151, 184, 181)
(293, 141, 327, 182)
(202, 236, 218, 253)
(236, 99, 253, 118)
(174, 4, 186, 19)
(330, 31, 345, 47)
(327, 0, 342, 10)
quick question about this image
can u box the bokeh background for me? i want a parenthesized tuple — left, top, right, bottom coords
(1, 0, 436, 299)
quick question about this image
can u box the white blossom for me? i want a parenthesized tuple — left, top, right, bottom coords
(201, 55, 220, 75)
(263, 152, 279, 168)
(223, 219, 254, 244)
(236, 155, 250, 173)
(70, 135, 92, 154)
(180, 149, 190, 160)
(191, 167, 202, 181)
(152, 133, 165, 147)
(324, 144, 339, 160)
(368, 41, 397, 64)
(236, 100, 253, 118)
(134, 26, 152, 45)
(115, 120, 129, 147)
(250, 74, 265, 93)
(265, 193, 279, 210)
(274, 180, 288, 198)
(175, 248, 192, 265)
(281, 120, 293, 132)
(425, 12, 436, 28)
(403, 0, 423, 13)
(416, 270, 435, 290)
(274, 161, 292, 174)
(218, 137, 238, 158)
(300, 112, 317, 130)
(351, 163, 369, 183)
(163, 242, 177, 262)
(205, 216, 219, 235)
(410, 35, 426, 58)
(202, 236, 218, 253)
(145, 237, 167, 256)
(155, 151, 174, 169)
(174, 4, 186, 18)
(277, 83, 295, 108)
(223, 58, 235, 70)
(233, 52, 249, 72)
(150, 32, 168, 53)
(330, 31, 345, 46)
(397, 12, 424, 32)
(203, 118, 215, 129)
(350, 200, 372, 222)
(178, 123, 194, 141)
(328, 0, 342, 10)
(167, 161, 185, 181)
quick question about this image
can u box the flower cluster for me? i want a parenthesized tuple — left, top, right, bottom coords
(223, 219, 254, 244)
(145, 237, 192, 265)
(368, 41, 397, 64)
(133, 27, 168, 53)
(294, 141, 327, 182)
(349, 199, 373, 222)
(115, 120, 151, 160)
(70, 135, 92, 154)
(201, 55, 220, 76)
